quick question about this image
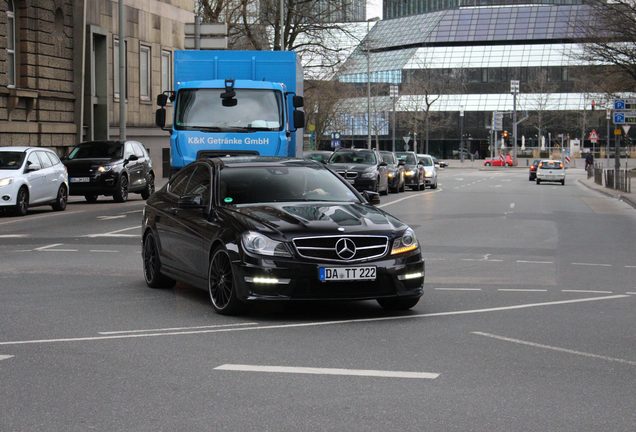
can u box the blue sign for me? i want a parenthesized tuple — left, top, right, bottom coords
(614, 100, 625, 110)
(614, 112, 625, 124)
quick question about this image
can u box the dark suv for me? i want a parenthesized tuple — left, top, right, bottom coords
(326, 148, 389, 195)
(63, 140, 155, 203)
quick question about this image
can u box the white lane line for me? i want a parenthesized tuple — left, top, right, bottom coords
(510, 203, 516, 209)
(97, 215, 127, 220)
(0, 210, 87, 226)
(32, 243, 78, 252)
(214, 364, 440, 380)
(84, 225, 141, 238)
(34, 243, 63, 251)
(498, 289, 548, 292)
(377, 188, 442, 208)
(461, 258, 503, 262)
(571, 262, 612, 267)
(626, 292, 636, 295)
(625, 266, 636, 268)
(435, 288, 482, 291)
(516, 260, 553, 264)
(89, 250, 119, 253)
(0, 355, 14, 361)
(123, 210, 143, 214)
(562, 289, 614, 294)
(0, 234, 28, 238)
(99, 322, 259, 335)
(472, 332, 636, 367)
(0, 295, 628, 347)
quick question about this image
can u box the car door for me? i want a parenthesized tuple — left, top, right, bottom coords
(131, 142, 148, 189)
(375, 151, 389, 191)
(123, 142, 142, 188)
(24, 151, 47, 204)
(36, 151, 59, 201)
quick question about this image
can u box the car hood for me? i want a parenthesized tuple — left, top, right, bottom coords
(63, 158, 121, 173)
(0, 169, 22, 178)
(225, 202, 407, 238)
(327, 163, 376, 172)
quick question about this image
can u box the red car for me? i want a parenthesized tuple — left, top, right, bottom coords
(484, 154, 513, 167)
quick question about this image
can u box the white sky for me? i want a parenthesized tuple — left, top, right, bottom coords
(367, 0, 383, 20)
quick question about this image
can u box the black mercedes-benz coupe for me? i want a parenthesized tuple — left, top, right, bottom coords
(141, 157, 424, 315)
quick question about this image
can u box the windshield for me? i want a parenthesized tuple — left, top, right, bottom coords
(395, 152, 416, 165)
(328, 150, 376, 165)
(380, 152, 395, 164)
(220, 166, 359, 205)
(67, 142, 123, 159)
(418, 156, 433, 167)
(540, 161, 563, 169)
(0, 151, 26, 170)
(175, 88, 283, 131)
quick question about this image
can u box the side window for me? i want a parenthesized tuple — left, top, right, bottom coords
(167, 165, 195, 197)
(185, 165, 211, 205)
(124, 143, 135, 159)
(36, 152, 53, 168)
(132, 142, 145, 158)
(45, 152, 61, 166)
(25, 153, 41, 170)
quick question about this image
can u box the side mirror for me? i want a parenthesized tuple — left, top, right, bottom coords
(293, 95, 304, 108)
(26, 163, 41, 172)
(127, 154, 139, 162)
(177, 194, 206, 210)
(293, 110, 305, 130)
(156, 93, 169, 107)
(362, 190, 381, 205)
(155, 108, 166, 128)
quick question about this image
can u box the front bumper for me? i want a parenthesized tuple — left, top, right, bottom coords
(67, 172, 120, 195)
(233, 250, 425, 302)
(347, 178, 377, 192)
(0, 181, 20, 206)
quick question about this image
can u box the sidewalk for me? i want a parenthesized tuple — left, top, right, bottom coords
(578, 170, 636, 209)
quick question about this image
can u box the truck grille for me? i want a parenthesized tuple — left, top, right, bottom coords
(292, 235, 388, 262)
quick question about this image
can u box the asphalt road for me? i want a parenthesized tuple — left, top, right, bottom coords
(1, 168, 635, 431)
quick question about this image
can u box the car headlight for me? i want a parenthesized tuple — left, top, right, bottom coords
(405, 170, 415, 176)
(424, 169, 433, 178)
(387, 172, 395, 178)
(0, 177, 13, 187)
(97, 165, 113, 173)
(360, 170, 376, 179)
(242, 231, 291, 257)
(391, 228, 419, 255)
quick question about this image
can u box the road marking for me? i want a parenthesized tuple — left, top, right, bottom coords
(462, 258, 503, 262)
(0, 210, 87, 226)
(625, 266, 636, 268)
(0, 355, 14, 361)
(377, 188, 442, 209)
(34, 243, 63, 251)
(214, 364, 440, 380)
(98, 322, 258, 335)
(435, 288, 482, 291)
(571, 262, 612, 267)
(123, 210, 143, 214)
(89, 250, 119, 253)
(32, 243, 78, 252)
(0, 295, 627, 347)
(516, 260, 553, 264)
(472, 332, 636, 367)
(498, 289, 548, 292)
(84, 226, 140, 238)
(562, 289, 614, 294)
(97, 215, 127, 220)
(0, 234, 28, 238)
(510, 203, 516, 209)
(626, 292, 636, 295)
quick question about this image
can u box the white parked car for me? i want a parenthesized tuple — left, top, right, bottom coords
(536, 159, 566, 185)
(0, 146, 69, 216)
(416, 154, 438, 189)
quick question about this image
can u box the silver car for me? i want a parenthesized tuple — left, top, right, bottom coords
(536, 160, 566, 185)
(416, 154, 438, 189)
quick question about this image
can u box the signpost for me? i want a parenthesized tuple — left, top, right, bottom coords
(330, 132, 341, 149)
(403, 135, 411, 151)
(589, 129, 599, 155)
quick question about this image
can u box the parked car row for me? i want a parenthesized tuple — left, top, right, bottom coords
(304, 149, 440, 195)
(0, 140, 156, 216)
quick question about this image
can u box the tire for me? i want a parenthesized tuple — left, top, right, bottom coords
(430, 180, 438, 190)
(13, 187, 29, 216)
(529, 175, 533, 181)
(142, 232, 176, 289)
(208, 247, 244, 315)
(377, 296, 421, 311)
(51, 184, 68, 211)
(380, 178, 388, 196)
(536, 179, 541, 185)
(400, 181, 405, 193)
(561, 179, 565, 186)
(85, 194, 98, 203)
(141, 173, 155, 200)
(113, 175, 129, 203)
(485, 162, 491, 166)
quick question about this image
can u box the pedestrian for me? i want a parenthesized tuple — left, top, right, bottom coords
(585, 152, 594, 170)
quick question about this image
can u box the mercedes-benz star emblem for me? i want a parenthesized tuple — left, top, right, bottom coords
(335, 238, 356, 260)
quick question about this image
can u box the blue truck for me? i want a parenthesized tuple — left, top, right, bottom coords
(155, 50, 305, 172)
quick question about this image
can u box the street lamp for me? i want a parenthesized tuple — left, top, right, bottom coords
(366, 16, 380, 150)
(511, 80, 520, 163)
(390, 84, 398, 153)
(459, 107, 464, 163)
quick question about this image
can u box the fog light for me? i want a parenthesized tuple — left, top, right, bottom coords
(2, 195, 10, 201)
(244, 276, 290, 285)
(398, 272, 423, 281)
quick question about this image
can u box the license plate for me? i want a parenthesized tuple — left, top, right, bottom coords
(319, 266, 376, 282)
(70, 177, 90, 183)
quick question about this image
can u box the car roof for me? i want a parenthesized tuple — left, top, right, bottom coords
(0, 146, 33, 152)
(208, 156, 324, 169)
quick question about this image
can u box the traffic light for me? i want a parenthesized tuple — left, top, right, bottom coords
(502, 130, 509, 139)
(591, 100, 596, 111)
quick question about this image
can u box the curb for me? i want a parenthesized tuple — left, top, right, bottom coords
(577, 178, 636, 210)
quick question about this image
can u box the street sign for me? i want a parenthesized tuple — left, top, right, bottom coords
(588, 129, 599, 143)
(403, 136, 411, 145)
(613, 111, 636, 124)
(330, 132, 341, 149)
(613, 99, 636, 110)
(492, 112, 503, 130)
(622, 125, 631, 134)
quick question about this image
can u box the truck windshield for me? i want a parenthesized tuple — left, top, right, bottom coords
(175, 89, 283, 131)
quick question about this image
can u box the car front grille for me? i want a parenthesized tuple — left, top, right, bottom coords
(336, 171, 358, 179)
(292, 235, 389, 262)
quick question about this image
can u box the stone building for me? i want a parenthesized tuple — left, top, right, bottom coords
(1, 0, 194, 178)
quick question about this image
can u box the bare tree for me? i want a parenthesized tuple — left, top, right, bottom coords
(524, 69, 558, 151)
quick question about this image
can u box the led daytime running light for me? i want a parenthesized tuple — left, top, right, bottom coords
(391, 244, 418, 255)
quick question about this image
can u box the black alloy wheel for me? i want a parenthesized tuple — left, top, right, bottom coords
(14, 187, 29, 216)
(142, 232, 176, 289)
(141, 173, 155, 200)
(113, 175, 129, 203)
(377, 296, 421, 311)
(51, 184, 68, 211)
(84, 194, 98, 203)
(208, 248, 243, 315)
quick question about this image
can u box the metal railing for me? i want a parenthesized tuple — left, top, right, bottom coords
(604, 169, 632, 193)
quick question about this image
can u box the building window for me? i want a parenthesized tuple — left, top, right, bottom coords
(113, 38, 128, 100)
(161, 50, 172, 93)
(6, 0, 16, 87)
(140, 44, 151, 101)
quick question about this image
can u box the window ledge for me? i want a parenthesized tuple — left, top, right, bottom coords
(7, 87, 39, 116)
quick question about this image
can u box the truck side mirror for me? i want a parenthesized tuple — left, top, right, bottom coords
(293, 96, 304, 108)
(155, 108, 166, 128)
(293, 110, 305, 130)
(157, 93, 168, 107)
